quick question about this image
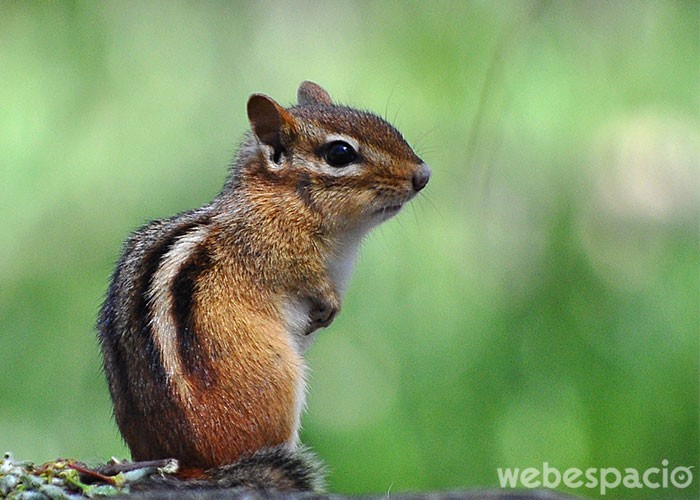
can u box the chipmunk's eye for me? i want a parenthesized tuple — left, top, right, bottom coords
(323, 141, 357, 167)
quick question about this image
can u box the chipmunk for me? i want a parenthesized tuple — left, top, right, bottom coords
(97, 81, 430, 492)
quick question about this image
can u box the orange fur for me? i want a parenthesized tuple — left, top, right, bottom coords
(97, 82, 430, 481)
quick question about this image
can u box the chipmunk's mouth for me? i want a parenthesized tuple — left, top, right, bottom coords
(370, 190, 417, 221)
(382, 204, 403, 214)
(372, 203, 404, 220)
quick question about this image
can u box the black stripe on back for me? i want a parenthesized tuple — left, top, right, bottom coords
(132, 217, 209, 386)
(170, 242, 214, 386)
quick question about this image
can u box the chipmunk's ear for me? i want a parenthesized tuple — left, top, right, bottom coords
(297, 81, 333, 106)
(247, 94, 296, 152)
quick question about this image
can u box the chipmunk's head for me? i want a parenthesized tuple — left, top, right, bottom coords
(241, 81, 430, 233)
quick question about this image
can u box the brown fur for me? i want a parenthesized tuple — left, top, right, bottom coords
(97, 81, 430, 488)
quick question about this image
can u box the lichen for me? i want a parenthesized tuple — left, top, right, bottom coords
(0, 452, 178, 499)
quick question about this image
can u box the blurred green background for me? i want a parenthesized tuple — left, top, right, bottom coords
(1, 1, 698, 498)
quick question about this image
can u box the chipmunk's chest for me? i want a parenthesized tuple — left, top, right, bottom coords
(282, 299, 317, 353)
(327, 228, 365, 295)
(281, 231, 363, 348)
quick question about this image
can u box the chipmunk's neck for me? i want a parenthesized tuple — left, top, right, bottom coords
(214, 174, 344, 285)
(325, 225, 365, 296)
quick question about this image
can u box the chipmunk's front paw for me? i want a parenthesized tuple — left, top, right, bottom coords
(306, 297, 338, 334)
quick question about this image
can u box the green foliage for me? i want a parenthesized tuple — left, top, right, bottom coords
(1, 2, 697, 499)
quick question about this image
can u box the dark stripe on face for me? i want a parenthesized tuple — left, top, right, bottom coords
(170, 242, 214, 386)
(296, 172, 315, 209)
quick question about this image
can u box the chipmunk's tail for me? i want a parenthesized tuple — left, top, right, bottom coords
(136, 445, 326, 493)
(206, 445, 326, 492)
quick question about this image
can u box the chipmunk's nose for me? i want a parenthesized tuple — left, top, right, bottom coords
(412, 163, 431, 192)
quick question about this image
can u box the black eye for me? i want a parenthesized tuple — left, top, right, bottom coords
(323, 141, 357, 167)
